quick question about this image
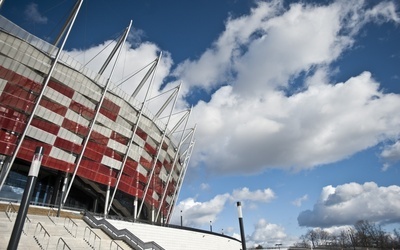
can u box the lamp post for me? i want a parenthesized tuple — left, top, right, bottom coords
(8, 146, 44, 250)
(180, 210, 183, 227)
(237, 201, 246, 250)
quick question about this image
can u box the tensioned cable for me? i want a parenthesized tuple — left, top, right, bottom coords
(157, 109, 188, 120)
(77, 38, 116, 70)
(145, 85, 178, 102)
(112, 59, 157, 89)
(43, 1, 70, 40)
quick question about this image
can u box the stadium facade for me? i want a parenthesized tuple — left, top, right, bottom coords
(0, 0, 195, 224)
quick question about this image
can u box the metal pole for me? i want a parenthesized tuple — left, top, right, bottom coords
(7, 146, 44, 250)
(180, 210, 182, 227)
(237, 201, 247, 250)
(0, 0, 83, 191)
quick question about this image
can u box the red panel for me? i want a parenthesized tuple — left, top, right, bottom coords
(0, 67, 42, 94)
(112, 131, 128, 145)
(0, 91, 35, 113)
(139, 156, 151, 170)
(0, 66, 9, 79)
(135, 128, 147, 141)
(54, 137, 82, 154)
(0, 114, 26, 133)
(144, 142, 157, 156)
(163, 159, 172, 172)
(41, 156, 73, 172)
(83, 146, 103, 162)
(100, 107, 117, 122)
(62, 119, 89, 136)
(3, 83, 37, 101)
(125, 158, 138, 170)
(39, 98, 68, 116)
(0, 141, 16, 155)
(102, 98, 120, 114)
(162, 141, 168, 150)
(69, 100, 95, 120)
(90, 130, 108, 145)
(104, 147, 122, 161)
(31, 118, 60, 135)
(48, 80, 74, 99)
(15, 139, 51, 164)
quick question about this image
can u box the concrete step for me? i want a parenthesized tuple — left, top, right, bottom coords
(0, 211, 135, 250)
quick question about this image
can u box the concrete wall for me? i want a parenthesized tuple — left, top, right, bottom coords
(108, 219, 242, 250)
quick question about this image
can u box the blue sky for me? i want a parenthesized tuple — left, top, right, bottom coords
(2, 0, 400, 248)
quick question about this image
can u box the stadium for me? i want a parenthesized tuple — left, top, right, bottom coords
(0, 0, 195, 224)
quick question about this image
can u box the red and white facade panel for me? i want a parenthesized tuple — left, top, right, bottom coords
(0, 15, 191, 221)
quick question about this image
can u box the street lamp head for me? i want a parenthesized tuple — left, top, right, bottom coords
(236, 201, 243, 218)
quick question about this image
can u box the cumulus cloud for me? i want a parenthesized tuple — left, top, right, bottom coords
(64, 0, 400, 176)
(380, 141, 400, 170)
(297, 182, 400, 228)
(169, 187, 275, 227)
(24, 3, 48, 24)
(248, 219, 287, 248)
(231, 187, 275, 203)
(292, 195, 308, 207)
(183, 0, 400, 174)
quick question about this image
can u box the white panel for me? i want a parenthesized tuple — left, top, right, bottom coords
(57, 127, 83, 145)
(44, 87, 71, 107)
(97, 113, 114, 128)
(0, 79, 7, 92)
(93, 123, 112, 138)
(107, 139, 127, 154)
(35, 106, 64, 126)
(128, 145, 141, 162)
(101, 155, 121, 170)
(138, 164, 148, 176)
(167, 146, 175, 159)
(146, 137, 157, 150)
(159, 168, 167, 182)
(175, 162, 182, 172)
(141, 149, 152, 162)
(172, 172, 179, 182)
(65, 109, 90, 127)
(27, 126, 56, 145)
(152, 191, 159, 200)
(133, 135, 145, 148)
(49, 147, 75, 163)
(72, 91, 96, 110)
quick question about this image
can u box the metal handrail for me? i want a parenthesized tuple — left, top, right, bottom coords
(23, 216, 31, 235)
(5, 202, 17, 221)
(64, 216, 78, 238)
(56, 237, 71, 250)
(83, 212, 165, 250)
(84, 226, 102, 250)
(47, 206, 57, 224)
(33, 222, 51, 250)
(110, 240, 125, 250)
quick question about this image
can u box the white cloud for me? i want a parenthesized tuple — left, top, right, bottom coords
(248, 219, 287, 248)
(292, 195, 308, 207)
(63, 0, 400, 177)
(184, 1, 400, 174)
(200, 183, 210, 191)
(24, 3, 48, 24)
(231, 187, 275, 203)
(297, 182, 400, 228)
(380, 141, 400, 170)
(170, 187, 275, 227)
(171, 194, 230, 228)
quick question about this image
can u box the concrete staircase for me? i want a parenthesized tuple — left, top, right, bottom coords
(0, 204, 131, 250)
